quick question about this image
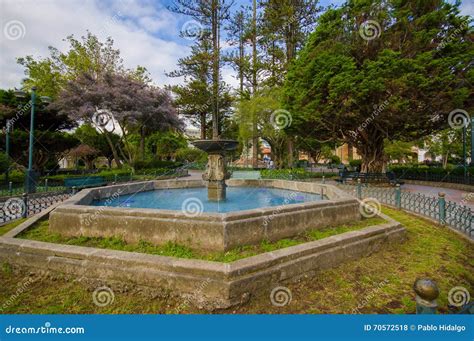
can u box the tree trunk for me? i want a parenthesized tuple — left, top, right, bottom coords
(252, 132, 258, 168)
(200, 112, 206, 139)
(139, 126, 145, 161)
(287, 138, 294, 168)
(103, 132, 122, 168)
(359, 142, 386, 173)
(211, 0, 220, 140)
(251, 0, 258, 168)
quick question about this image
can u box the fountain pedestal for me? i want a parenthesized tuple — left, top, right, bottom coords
(192, 139, 238, 201)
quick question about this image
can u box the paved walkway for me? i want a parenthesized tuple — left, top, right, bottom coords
(401, 184, 473, 209)
(187, 170, 203, 180)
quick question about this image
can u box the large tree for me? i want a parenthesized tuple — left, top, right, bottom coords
(284, 0, 473, 172)
(53, 72, 181, 167)
(169, 0, 234, 139)
(0, 89, 77, 172)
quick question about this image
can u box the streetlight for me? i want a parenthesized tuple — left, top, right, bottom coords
(471, 116, 474, 167)
(4, 119, 11, 185)
(14, 87, 51, 193)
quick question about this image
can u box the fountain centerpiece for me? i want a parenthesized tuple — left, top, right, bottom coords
(193, 139, 238, 201)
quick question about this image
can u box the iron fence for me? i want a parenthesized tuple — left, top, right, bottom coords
(0, 189, 73, 225)
(392, 171, 473, 185)
(0, 167, 190, 225)
(337, 183, 473, 238)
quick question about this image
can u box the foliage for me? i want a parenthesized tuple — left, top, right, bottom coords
(146, 131, 187, 161)
(131, 159, 182, 171)
(423, 129, 465, 168)
(349, 159, 362, 168)
(16, 32, 147, 98)
(389, 164, 474, 177)
(260, 168, 312, 179)
(236, 87, 290, 168)
(284, 0, 473, 172)
(384, 140, 417, 163)
(53, 72, 181, 166)
(175, 147, 207, 163)
(0, 89, 78, 172)
(73, 124, 120, 167)
(0, 153, 10, 174)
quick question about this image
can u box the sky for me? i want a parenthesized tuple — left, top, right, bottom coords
(0, 0, 472, 92)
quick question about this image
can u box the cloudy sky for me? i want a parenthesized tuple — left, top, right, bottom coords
(0, 0, 472, 92)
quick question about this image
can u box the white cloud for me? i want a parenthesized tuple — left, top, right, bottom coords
(0, 0, 188, 89)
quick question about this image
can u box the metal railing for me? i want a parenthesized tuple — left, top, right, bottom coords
(0, 167, 190, 225)
(0, 189, 73, 225)
(392, 170, 472, 185)
(337, 182, 473, 238)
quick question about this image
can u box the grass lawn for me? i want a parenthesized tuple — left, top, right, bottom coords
(0, 207, 472, 314)
(0, 218, 26, 236)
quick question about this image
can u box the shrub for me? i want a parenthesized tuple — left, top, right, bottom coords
(175, 148, 207, 163)
(132, 159, 182, 170)
(261, 168, 310, 179)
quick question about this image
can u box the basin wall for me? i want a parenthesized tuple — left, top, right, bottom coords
(49, 180, 361, 252)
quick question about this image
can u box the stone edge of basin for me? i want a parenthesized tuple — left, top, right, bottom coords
(52, 179, 355, 220)
(0, 208, 406, 309)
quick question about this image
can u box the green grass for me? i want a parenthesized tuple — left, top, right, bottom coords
(1, 207, 472, 314)
(0, 218, 26, 236)
(16, 217, 384, 263)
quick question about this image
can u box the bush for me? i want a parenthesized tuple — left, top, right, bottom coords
(0, 153, 10, 174)
(0, 169, 25, 184)
(349, 159, 362, 168)
(388, 164, 474, 177)
(175, 148, 207, 163)
(261, 168, 311, 179)
(327, 155, 341, 165)
(132, 159, 182, 170)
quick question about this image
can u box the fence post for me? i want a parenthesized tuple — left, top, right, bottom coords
(395, 184, 401, 209)
(130, 172, 133, 181)
(413, 279, 439, 314)
(114, 174, 118, 183)
(438, 192, 446, 225)
(8, 181, 13, 196)
(322, 175, 325, 184)
(22, 193, 28, 218)
(72, 186, 77, 195)
(356, 179, 362, 199)
(45, 178, 48, 192)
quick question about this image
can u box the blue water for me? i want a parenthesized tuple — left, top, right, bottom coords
(91, 187, 324, 213)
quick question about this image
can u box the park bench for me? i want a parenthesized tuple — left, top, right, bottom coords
(336, 171, 404, 186)
(64, 176, 107, 189)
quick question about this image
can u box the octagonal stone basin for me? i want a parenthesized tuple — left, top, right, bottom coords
(91, 186, 325, 212)
(49, 179, 361, 252)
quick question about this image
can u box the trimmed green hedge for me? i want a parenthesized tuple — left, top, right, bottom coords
(389, 164, 473, 176)
(260, 168, 328, 179)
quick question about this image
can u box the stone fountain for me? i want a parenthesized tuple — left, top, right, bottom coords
(193, 139, 238, 201)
